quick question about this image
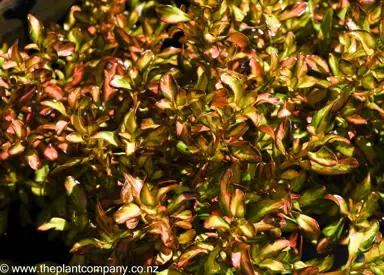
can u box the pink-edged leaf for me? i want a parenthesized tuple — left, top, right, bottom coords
(113, 203, 141, 224)
(160, 74, 178, 102)
(293, 212, 320, 235)
(204, 215, 230, 230)
(28, 14, 44, 45)
(310, 157, 359, 175)
(156, 5, 191, 24)
(279, 2, 308, 21)
(38, 217, 69, 231)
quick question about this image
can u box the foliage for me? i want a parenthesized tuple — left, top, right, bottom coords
(0, 0, 384, 274)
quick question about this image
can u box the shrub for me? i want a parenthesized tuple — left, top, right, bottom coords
(1, 0, 384, 274)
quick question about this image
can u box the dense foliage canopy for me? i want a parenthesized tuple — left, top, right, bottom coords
(1, 0, 384, 274)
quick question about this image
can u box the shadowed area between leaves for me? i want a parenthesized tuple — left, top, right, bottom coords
(0, 202, 71, 269)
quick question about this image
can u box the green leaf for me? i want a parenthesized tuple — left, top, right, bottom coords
(264, 14, 281, 37)
(38, 218, 69, 231)
(178, 229, 196, 245)
(322, 218, 345, 240)
(299, 186, 326, 207)
(293, 212, 320, 235)
(310, 157, 359, 175)
(205, 248, 221, 275)
(143, 126, 169, 147)
(311, 103, 334, 133)
(113, 203, 141, 224)
(229, 141, 261, 163)
(204, 215, 230, 230)
(110, 75, 132, 90)
(320, 8, 333, 42)
(260, 239, 291, 258)
(28, 14, 44, 46)
(308, 146, 338, 167)
(66, 132, 85, 143)
(176, 141, 200, 155)
(41, 100, 68, 116)
(221, 73, 244, 104)
(347, 220, 379, 266)
(230, 189, 246, 218)
(140, 183, 156, 207)
(296, 76, 318, 89)
(156, 5, 191, 24)
(347, 30, 376, 56)
(248, 200, 287, 222)
(371, 266, 384, 275)
(90, 131, 120, 146)
(259, 258, 285, 272)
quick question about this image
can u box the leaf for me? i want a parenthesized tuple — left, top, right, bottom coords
(221, 73, 244, 104)
(348, 30, 376, 55)
(28, 14, 44, 45)
(66, 132, 85, 143)
(320, 9, 333, 42)
(248, 200, 287, 222)
(322, 218, 345, 240)
(38, 218, 69, 231)
(260, 239, 292, 258)
(219, 169, 232, 217)
(324, 194, 349, 215)
(281, 169, 299, 180)
(140, 183, 156, 207)
(228, 141, 262, 163)
(8, 41, 23, 64)
(64, 176, 87, 213)
(299, 186, 326, 207)
(53, 41, 75, 57)
(143, 126, 169, 147)
(204, 215, 230, 230)
(25, 150, 41, 170)
(227, 32, 249, 47)
(176, 141, 200, 155)
(306, 55, 330, 74)
(51, 157, 84, 175)
(123, 173, 143, 200)
(160, 74, 178, 102)
(156, 5, 191, 24)
(311, 103, 334, 133)
(310, 157, 359, 175)
(264, 14, 281, 36)
(230, 189, 246, 218)
(308, 146, 338, 167)
(178, 229, 196, 245)
(90, 131, 119, 146)
(177, 246, 210, 267)
(113, 203, 141, 224)
(296, 76, 318, 89)
(259, 258, 285, 272)
(279, 2, 307, 21)
(110, 75, 132, 90)
(70, 238, 106, 254)
(371, 266, 384, 275)
(168, 192, 200, 213)
(293, 212, 320, 235)
(347, 220, 379, 266)
(41, 100, 68, 116)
